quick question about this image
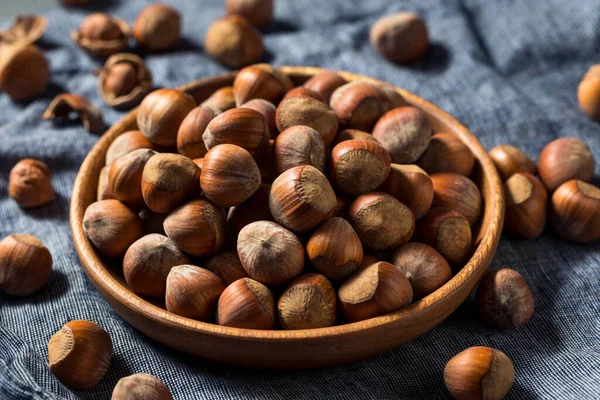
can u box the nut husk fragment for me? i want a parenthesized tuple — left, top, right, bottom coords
(0, 15, 48, 45)
(97, 53, 152, 109)
(43, 94, 105, 133)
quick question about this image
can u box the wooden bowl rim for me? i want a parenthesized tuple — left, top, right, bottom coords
(70, 66, 504, 342)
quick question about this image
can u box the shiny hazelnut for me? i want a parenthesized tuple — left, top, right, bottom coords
(163, 199, 227, 256)
(550, 180, 600, 243)
(237, 221, 304, 286)
(503, 173, 547, 239)
(278, 273, 337, 329)
(48, 320, 112, 390)
(226, 0, 273, 28)
(205, 251, 248, 285)
(282, 87, 325, 103)
(177, 105, 221, 158)
(241, 98, 278, 138)
(330, 81, 392, 131)
(378, 164, 433, 220)
(370, 12, 428, 64)
(538, 138, 594, 192)
(488, 144, 536, 181)
(106, 130, 154, 166)
(431, 173, 482, 225)
(97, 166, 115, 201)
(112, 373, 173, 400)
(417, 132, 475, 176)
(269, 165, 337, 233)
(139, 208, 166, 235)
(330, 139, 391, 195)
(0, 43, 49, 101)
(0, 15, 48, 45)
(331, 128, 379, 148)
(201, 86, 236, 111)
(303, 71, 347, 104)
(227, 183, 273, 237)
(133, 4, 180, 52)
(137, 89, 196, 147)
(43, 93, 105, 133)
(233, 64, 293, 106)
(306, 217, 363, 280)
(274, 125, 326, 174)
(390, 242, 451, 299)
(578, 65, 600, 121)
(0, 234, 52, 296)
(108, 148, 156, 206)
(476, 268, 534, 329)
(444, 347, 515, 400)
(348, 192, 415, 252)
(98, 53, 152, 109)
(338, 261, 413, 322)
(8, 159, 55, 208)
(216, 277, 275, 329)
(71, 13, 129, 58)
(204, 16, 263, 68)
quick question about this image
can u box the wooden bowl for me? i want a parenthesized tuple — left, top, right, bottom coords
(70, 66, 504, 369)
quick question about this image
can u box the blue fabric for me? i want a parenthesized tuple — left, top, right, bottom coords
(1, 0, 599, 398)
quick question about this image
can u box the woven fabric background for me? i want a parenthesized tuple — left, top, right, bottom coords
(0, 0, 599, 399)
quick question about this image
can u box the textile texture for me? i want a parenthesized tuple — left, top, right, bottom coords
(1, 0, 599, 398)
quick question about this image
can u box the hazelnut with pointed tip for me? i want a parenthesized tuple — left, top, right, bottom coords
(503, 173, 547, 239)
(550, 180, 600, 243)
(217, 278, 275, 329)
(166, 265, 225, 321)
(538, 138, 594, 192)
(0, 234, 52, 296)
(274, 125, 326, 174)
(111, 373, 173, 400)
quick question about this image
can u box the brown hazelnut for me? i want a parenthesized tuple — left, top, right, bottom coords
(201, 86, 236, 111)
(205, 251, 248, 285)
(377, 83, 408, 108)
(98, 53, 152, 109)
(8, 159, 55, 208)
(431, 173, 482, 225)
(227, 183, 273, 237)
(0, 15, 47, 46)
(414, 207, 472, 266)
(444, 347, 514, 400)
(233, 64, 293, 106)
(503, 173, 547, 239)
(200, 144, 261, 207)
(71, 13, 129, 58)
(137, 89, 196, 147)
(106, 130, 155, 166)
(417, 132, 475, 176)
(274, 125, 326, 174)
(348, 192, 415, 252)
(538, 138, 595, 192)
(97, 166, 115, 201)
(177, 105, 221, 158)
(282, 87, 325, 103)
(330, 81, 393, 131)
(306, 217, 363, 280)
(331, 128, 379, 148)
(163, 199, 227, 256)
(372, 106, 432, 163)
(112, 373, 173, 400)
(476, 268, 534, 329)
(277, 273, 337, 329)
(269, 165, 337, 233)
(139, 207, 167, 235)
(241, 98, 278, 138)
(0, 234, 52, 296)
(378, 164, 433, 220)
(42, 93, 105, 133)
(390, 242, 451, 299)
(133, 4, 180, 52)
(360, 253, 379, 269)
(108, 148, 156, 206)
(226, 0, 273, 28)
(578, 65, 600, 121)
(216, 277, 275, 329)
(338, 261, 413, 322)
(237, 221, 304, 286)
(48, 320, 112, 390)
(489, 144, 536, 181)
(330, 139, 391, 195)
(370, 12, 428, 64)
(303, 71, 347, 104)
(204, 16, 263, 68)
(550, 180, 600, 243)
(0, 43, 49, 101)
(165, 264, 225, 320)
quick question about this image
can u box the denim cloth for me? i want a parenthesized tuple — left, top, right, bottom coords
(1, 0, 599, 399)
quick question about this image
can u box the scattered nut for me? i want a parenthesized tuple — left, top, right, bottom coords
(112, 373, 173, 400)
(370, 12, 428, 64)
(489, 144, 536, 181)
(303, 71, 347, 104)
(538, 137, 594, 192)
(205, 251, 248, 285)
(241, 98, 278, 138)
(109, 148, 156, 206)
(0, 234, 52, 296)
(431, 173, 482, 225)
(216, 277, 275, 329)
(71, 13, 130, 58)
(106, 130, 155, 166)
(0, 15, 47, 45)
(503, 173, 547, 239)
(233, 64, 293, 106)
(0, 43, 49, 101)
(43, 93, 105, 133)
(378, 164, 433, 220)
(330, 81, 392, 131)
(226, 0, 273, 28)
(274, 125, 326, 174)
(278, 273, 337, 329)
(97, 53, 153, 109)
(9, 159, 55, 208)
(134, 4, 180, 52)
(418, 133, 475, 176)
(204, 16, 263, 68)
(550, 180, 600, 243)
(201, 86, 236, 111)
(578, 65, 600, 121)
(276, 95, 339, 147)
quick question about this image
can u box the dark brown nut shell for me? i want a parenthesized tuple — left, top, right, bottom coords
(43, 93, 105, 133)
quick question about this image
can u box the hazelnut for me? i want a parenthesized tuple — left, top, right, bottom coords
(97, 166, 115, 201)
(165, 265, 225, 321)
(332, 196, 349, 218)
(142, 153, 200, 213)
(98, 53, 153, 109)
(48, 320, 112, 390)
(329, 81, 392, 131)
(133, 4, 180, 52)
(332, 128, 379, 148)
(329, 139, 391, 195)
(139, 208, 167, 236)
(200, 144, 261, 207)
(378, 164, 433, 220)
(109, 148, 156, 206)
(414, 207, 472, 266)
(201, 86, 236, 111)
(227, 183, 273, 237)
(550, 180, 600, 243)
(390, 242, 451, 299)
(123, 234, 189, 298)
(241, 98, 278, 138)
(106, 130, 154, 166)
(338, 261, 413, 322)
(176, 105, 221, 158)
(42, 93, 105, 133)
(0, 15, 47, 46)
(233, 64, 293, 106)
(112, 373, 173, 400)
(205, 251, 248, 285)
(348, 192, 415, 252)
(431, 173, 482, 225)
(8, 159, 55, 208)
(274, 125, 326, 174)
(306, 217, 363, 280)
(281, 87, 325, 103)
(202, 107, 269, 161)
(137, 89, 196, 147)
(444, 347, 515, 400)
(0, 234, 52, 296)
(83, 200, 144, 259)
(303, 71, 347, 104)
(237, 221, 304, 286)
(360, 253, 379, 269)
(372, 106, 432, 163)
(417, 132, 475, 176)
(226, 0, 273, 28)
(370, 12, 428, 64)
(269, 165, 337, 233)
(278, 273, 337, 329)
(216, 277, 275, 329)
(71, 13, 129, 58)
(377, 83, 408, 108)
(163, 199, 227, 256)
(476, 268, 534, 329)
(578, 65, 600, 121)
(204, 16, 263, 68)
(488, 144, 536, 181)
(503, 173, 547, 239)
(538, 138, 594, 192)
(0, 43, 49, 101)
